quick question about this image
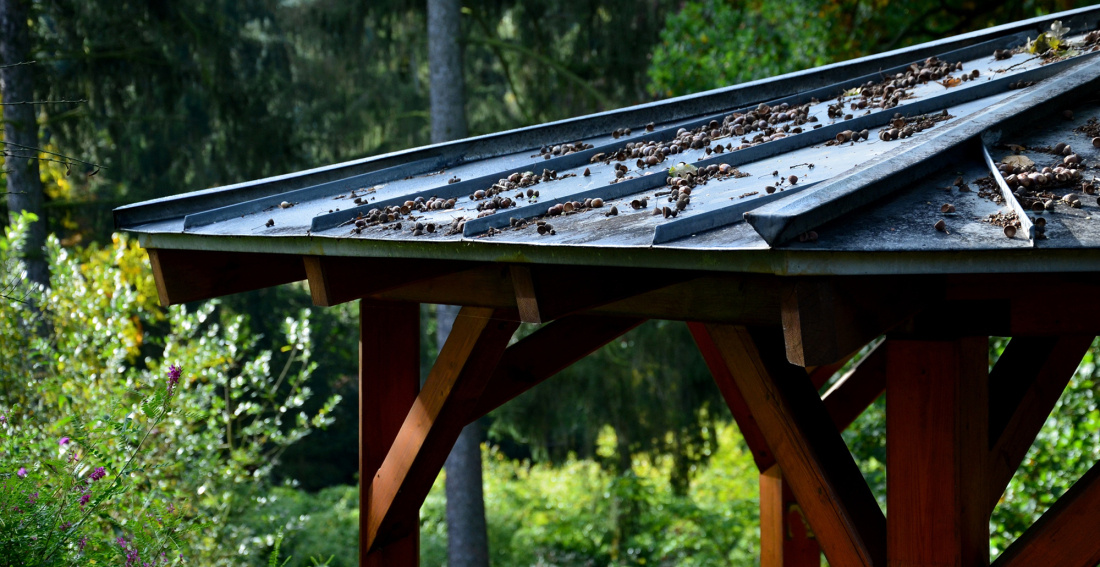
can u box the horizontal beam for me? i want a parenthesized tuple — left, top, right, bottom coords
(304, 256, 473, 307)
(147, 248, 306, 306)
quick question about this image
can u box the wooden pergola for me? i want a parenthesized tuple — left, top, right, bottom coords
(119, 7, 1100, 565)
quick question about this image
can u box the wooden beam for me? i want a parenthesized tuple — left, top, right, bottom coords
(364, 306, 518, 552)
(688, 321, 776, 472)
(702, 324, 886, 567)
(761, 465, 823, 567)
(991, 462, 1100, 567)
(146, 248, 306, 306)
(781, 278, 928, 368)
(821, 342, 886, 431)
(510, 265, 541, 323)
(886, 338, 990, 567)
(987, 335, 1093, 510)
(303, 256, 472, 307)
(360, 300, 420, 566)
(594, 274, 783, 326)
(468, 314, 644, 422)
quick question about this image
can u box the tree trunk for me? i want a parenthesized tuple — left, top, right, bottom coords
(0, 0, 47, 285)
(428, 0, 467, 144)
(429, 0, 485, 564)
(436, 304, 491, 567)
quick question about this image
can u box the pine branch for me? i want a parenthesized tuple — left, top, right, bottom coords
(0, 98, 87, 106)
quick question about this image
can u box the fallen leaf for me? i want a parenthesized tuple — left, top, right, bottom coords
(940, 77, 962, 88)
(1002, 155, 1035, 169)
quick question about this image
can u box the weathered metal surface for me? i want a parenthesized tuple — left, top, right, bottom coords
(980, 142, 1036, 244)
(115, 7, 1100, 278)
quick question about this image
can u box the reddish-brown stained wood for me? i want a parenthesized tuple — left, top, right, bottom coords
(688, 322, 776, 472)
(369, 265, 516, 309)
(761, 465, 823, 567)
(987, 335, 1093, 509)
(303, 256, 472, 307)
(702, 324, 886, 567)
(807, 346, 859, 391)
(781, 278, 925, 368)
(147, 248, 306, 306)
(821, 342, 886, 431)
(991, 462, 1100, 567)
(886, 338, 989, 567)
(468, 314, 644, 422)
(359, 300, 420, 566)
(364, 306, 518, 552)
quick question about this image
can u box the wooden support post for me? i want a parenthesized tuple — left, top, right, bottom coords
(360, 300, 420, 566)
(986, 335, 1093, 509)
(364, 306, 518, 553)
(991, 462, 1100, 567)
(761, 465, 823, 567)
(701, 324, 886, 567)
(886, 338, 989, 567)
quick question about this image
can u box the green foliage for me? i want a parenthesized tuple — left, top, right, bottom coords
(0, 361, 198, 565)
(421, 422, 760, 567)
(648, 0, 830, 98)
(0, 214, 340, 566)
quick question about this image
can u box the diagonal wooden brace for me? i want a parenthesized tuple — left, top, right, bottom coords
(363, 306, 519, 553)
(697, 324, 887, 567)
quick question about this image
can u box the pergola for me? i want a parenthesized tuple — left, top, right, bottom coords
(116, 7, 1100, 566)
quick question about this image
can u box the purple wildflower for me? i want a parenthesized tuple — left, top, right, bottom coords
(90, 466, 106, 481)
(80, 493, 90, 507)
(167, 364, 182, 395)
(16, 467, 26, 478)
(0, 414, 6, 423)
(59, 436, 70, 446)
(78, 537, 87, 551)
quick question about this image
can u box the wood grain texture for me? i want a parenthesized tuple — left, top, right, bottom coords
(304, 256, 471, 307)
(364, 306, 518, 552)
(360, 300, 420, 566)
(886, 338, 989, 567)
(147, 248, 306, 306)
(991, 462, 1100, 567)
(689, 322, 776, 472)
(703, 324, 886, 567)
(761, 465, 823, 567)
(469, 314, 644, 422)
(510, 265, 541, 323)
(987, 335, 1093, 510)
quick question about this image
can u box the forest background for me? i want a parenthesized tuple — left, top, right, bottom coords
(2, 0, 1100, 565)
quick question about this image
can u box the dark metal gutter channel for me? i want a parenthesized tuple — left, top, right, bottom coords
(465, 41, 1096, 238)
(256, 30, 1033, 234)
(113, 6, 1100, 231)
(744, 55, 1100, 247)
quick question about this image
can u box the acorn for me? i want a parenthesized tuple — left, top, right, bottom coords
(607, 206, 619, 216)
(563, 201, 575, 213)
(662, 206, 672, 218)
(1034, 217, 1046, 227)
(537, 224, 550, 235)
(677, 196, 690, 210)
(426, 223, 436, 233)
(1093, 137, 1100, 148)
(765, 186, 776, 194)
(474, 189, 486, 199)
(934, 219, 946, 231)
(1004, 225, 1017, 238)
(836, 130, 854, 143)
(279, 201, 292, 209)
(591, 198, 604, 208)
(583, 167, 591, 177)
(941, 203, 956, 213)
(265, 219, 275, 227)
(355, 219, 367, 227)
(1065, 154, 1081, 165)
(646, 122, 655, 132)
(788, 175, 799, 185)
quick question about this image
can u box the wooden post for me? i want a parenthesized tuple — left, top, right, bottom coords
(886, 338, 989, 567)
(360, 300, 420, 566)
(761, 465, 823, 567)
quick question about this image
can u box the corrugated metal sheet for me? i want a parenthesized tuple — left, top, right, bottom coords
(116, 7, 1100, 276)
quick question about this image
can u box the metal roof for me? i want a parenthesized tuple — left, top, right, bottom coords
(116, 6, 1100, 276)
